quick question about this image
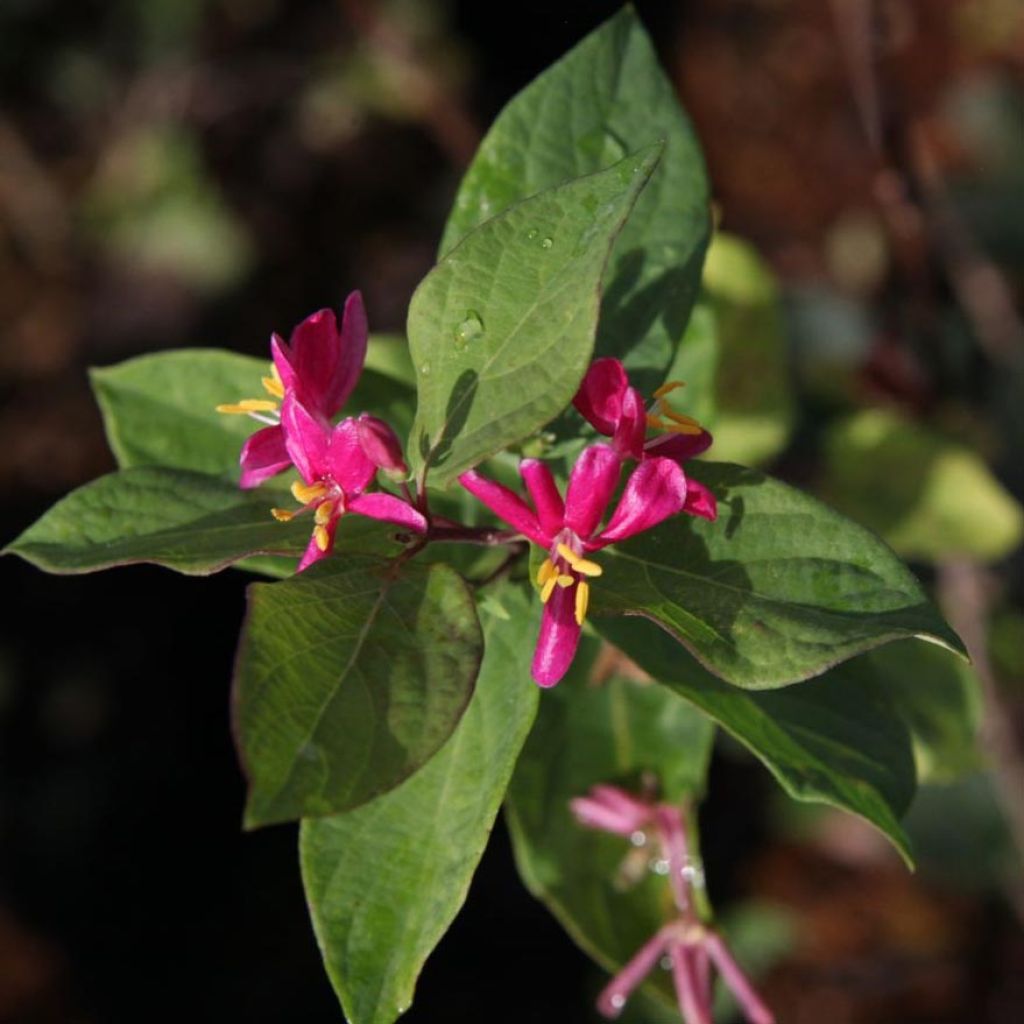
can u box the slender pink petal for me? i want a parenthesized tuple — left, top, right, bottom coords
(326, 418, 377, 495)
(289, 308, 342, 414)
(356, 414, 407, 475)
(596, 925, 674, 1019)
(704, 932, 776, 1024)
(593, 457, 687, 547)
(531, 583, 581, 687)
(239, 425, 292, 489)
(654, 805, 691, 911)
(570, 795, 649, 837)
(328, 290, 369, 411)
(693, 946, 712, 1020)
(589, 784, 653, 822)
(683, 478, 717, 521)
(612, 386, 647, 460)
(573, 357, 628, 436)
(564, 444, 621, 539)
(520, 459, 566, 536)
(458, 470, 548, 547)
(270, 331, 297, 394)
(348, 492, 427, 533)
(670, 943, 713, 1024)
(644, 429, 713, 463)
(281, 395, 331, 483)
(297, 531, 331, 572)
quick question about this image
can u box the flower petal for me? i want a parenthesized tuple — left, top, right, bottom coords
(458, 470, 548, 547)
(531, 582, 582, 687)
(564, 444, 621, 539)
(643, 428, 713, 463)
(670, 944, 713, 1024)
(573, 357, 628, 436)
(297, 529, 332, 572)
(593, 457, 687, 547)
(239, 424, 291, 489)
(612, 386, 647, 460)
(280, 395, 331, 484)
(570, 785, 652, 836)
(703, 932, 776, 1024)
(596, 924, 675, 1019)
(328, 290, 369, 412)
(683, 478, 717, 521)
(348, 492, 427, 533)
(326, 418, 377, 495)
(356, 414, 407, 475)
(520, 459, 565, 536)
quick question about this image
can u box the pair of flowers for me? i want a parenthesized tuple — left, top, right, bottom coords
(225, 295, 716, 685)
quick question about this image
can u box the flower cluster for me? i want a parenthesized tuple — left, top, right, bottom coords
(571, 784, 775, 1024)
(459, 358, 717, 687)
(218, 292, 426, 570)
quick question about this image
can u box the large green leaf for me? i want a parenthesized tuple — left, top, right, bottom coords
(234, 556, 482, 827)
(506, 646, 714, 1006)
(90, 341, 416, 479)
(597, 617, 916, 860)
(409, 147, 661, 487)
(440, 7, 710, 390)
(300, 585, 539, 1024)
(821, 408, 1024, 563)
(593, 461, 965, 687)
(3, 466, 315, 574)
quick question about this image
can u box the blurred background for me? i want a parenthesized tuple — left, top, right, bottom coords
(1, 0, 1023, 1021)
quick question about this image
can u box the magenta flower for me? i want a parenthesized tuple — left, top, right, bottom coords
(573, 358, 717, 522)
(571, 784, 775, 1024)
(273, 396, 426, 571)
(217, 292, 369, 488)
(458, 444, 687, 686)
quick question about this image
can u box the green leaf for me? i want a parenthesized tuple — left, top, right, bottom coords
(506, 645, 714, 999)
(596, 617, 916, 861)
(234, 556, 482, 827)
(441, 7, 710, 389)
(699, 232, 795, 466)
(409, 147, 661, 486)
(90, 342, 416, 479)
(821, 408, 1024, 563)
(300, 585, 540, 1024)
(593, 461, 965, 688)
(3, 466, 317, 575)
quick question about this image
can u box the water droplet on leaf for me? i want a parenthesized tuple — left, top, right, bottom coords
(540, 237, 553, 249)
(420, 362, 431, 376)
(453, 311, 485, 349)
(527, 228, 538, 240)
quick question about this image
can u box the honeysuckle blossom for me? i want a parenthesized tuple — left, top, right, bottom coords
(273, 396, 425, 571)
(217, 292, 369, 488)
(571, 784, 775, 1024)
(458, 444, 687, 687)
(573, 357, 717, 522)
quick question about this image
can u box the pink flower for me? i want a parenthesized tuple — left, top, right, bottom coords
(573, 358, 717, 522)
(217, 292, 369, 488)
(458, 444, 687, 686)
(274, 396, 425, 571)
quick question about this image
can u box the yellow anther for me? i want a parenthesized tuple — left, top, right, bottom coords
(536, 558, 556, 586)
(270, 507, 295, 522)
(291, 480, 328, 504)
(653, 380, 687, 399)
(314, 524, 331, 552)
(662, 409, 702, 429)
(556, 574, 574, 588)
(556, 543, 602, 577)
(314, 500, 335, 525)
(575, 580, 590, 625)
(216, 398, 279, 415)
(645, 413, 665, 430)
(261, 375, 285, 399)
(540, 575, 558, 603)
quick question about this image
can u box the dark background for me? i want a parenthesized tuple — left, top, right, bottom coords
(2, 1, 1023, 1021)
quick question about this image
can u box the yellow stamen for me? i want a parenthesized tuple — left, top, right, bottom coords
(314, 500, 335, 525)
(216, 398, 279, 415)
(536, 558, 556, 586)
(575, 580, 590, 625)
(556, 543, 603, 578)
(314, 524, 331, 552)
(540, 575, 558, 603)
(646, 413, 665, 430)
(261, 375, 285, 399)
(270, 507, 295, 522)
(292, 480, 328, 504)
(665, 421, 704, 436)
(653, 380, 686, 399)
(662, 409, 702, 429)
(556, 574, 574, 588)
